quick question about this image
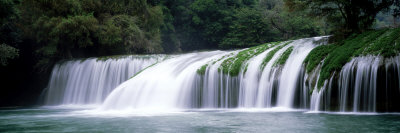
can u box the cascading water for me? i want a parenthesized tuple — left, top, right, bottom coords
(43, 36, 400, 113)
(310, 56, 400, 112)
(276, 39, 316, 108)
(99, 37, 324, 110)
(44, 55, 163, 105)
(100, 51, 229, 110)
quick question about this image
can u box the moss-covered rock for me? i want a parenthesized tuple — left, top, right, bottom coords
(197, 64, 209, 75)
(218, 41, 281, 76)
(305, 28, 400, 88)
(260, 41, 292, 70)
(274, 46, 294, 66)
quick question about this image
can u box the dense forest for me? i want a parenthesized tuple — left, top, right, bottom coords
(0, 0, 399, 106)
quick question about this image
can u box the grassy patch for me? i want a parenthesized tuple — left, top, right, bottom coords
(260, 41, 292, 69)
(309, 28, 400, 88)
(304, 44, 338, 73)
(274, 46, 294, 66)
(218, 42, 281, 76)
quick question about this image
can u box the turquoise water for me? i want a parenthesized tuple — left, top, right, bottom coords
(1, 107, 400, 132)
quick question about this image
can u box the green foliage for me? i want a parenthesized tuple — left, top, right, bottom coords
(362, 28, 400, 57)
(2, 0, 333, 71)
(20, 0, 165, 68)
(32, 13, 99, 65)
(274, 46, 294, 66)
(264, 1, 326, 40)
(312, 28, 400, 88)
(197, 64, 208, 75)
(165, 0, 326, 50)
(304, 44, 338, 73)
(285, 0, 399, 35)
(219, 42, 279, 76)
(0, 43, 19, 66)
(98, 15, 156, 53)
(260, 41, 291, 69)
(0, 0, 20, 66)
(220, 7, 275, 48)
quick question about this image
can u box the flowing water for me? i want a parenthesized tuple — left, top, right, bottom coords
(1, 107, 400, 132)
(45, 55, 164, 105)
(42, 37, 400, 112)
(5, 37, 400, 132)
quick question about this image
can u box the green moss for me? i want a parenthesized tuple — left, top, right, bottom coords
(243, 63, 249, 74)
(312, 28, 400, 88)
(274, 46, 294, 66)
(362, 28, 400, 57)
(197, 64, 208, 75)
(219, 41, 281, 76)
(196, 52, 235, 75)
(304, 44, 338, 73)
(260, 41, 292, 70)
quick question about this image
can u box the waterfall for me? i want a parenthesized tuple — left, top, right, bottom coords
(239, 48, 272, 107)
(43, 36, 400, 113)
(276, 39, 316, 108)
(45, 55, 163, 105)
(100, 51, 228, 110)
(99, 37, 324, 110)
(310, 56, 400, 112)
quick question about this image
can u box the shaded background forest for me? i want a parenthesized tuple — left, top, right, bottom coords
(0, 0, 399, 106)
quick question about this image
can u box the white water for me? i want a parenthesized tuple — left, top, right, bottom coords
(201, 51, 239, 108)
(44, 36, 400, 113)
(100, 51, 228, 110)
(100, 37, 324, 110)
(310, 56, 400, 112)
(276, 38, 316, 108)
(45, 55, 163, 105)
(255, 43, 289, 107)
(337, 56, 380, 112)
(239, 48, 272, 107)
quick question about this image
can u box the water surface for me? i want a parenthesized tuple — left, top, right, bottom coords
(1, 107, 399, 132)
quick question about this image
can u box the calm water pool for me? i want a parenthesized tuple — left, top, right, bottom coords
(1, 107, 400, 132)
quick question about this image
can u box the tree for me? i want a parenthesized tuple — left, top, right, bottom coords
(0, 0, 20, 66)
(285, 0, 400, 35)
(393, 0, 400, 27)
(257, 0, 327, 40)
(220, 7, 275, 48)
(0, 44, 18, 66)
(19, 0, 165, 69)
